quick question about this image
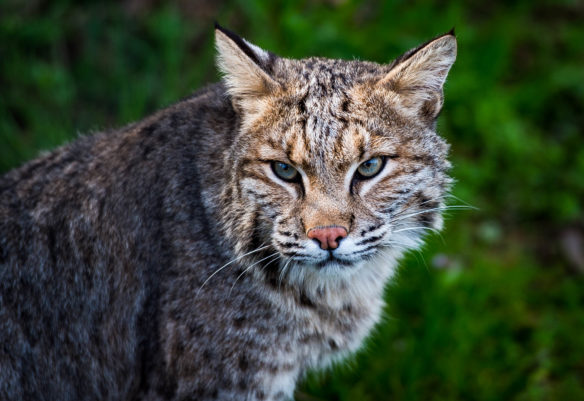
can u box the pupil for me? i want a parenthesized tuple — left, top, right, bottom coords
(277, 163, 295, 179)
(358, 157, 382, 177)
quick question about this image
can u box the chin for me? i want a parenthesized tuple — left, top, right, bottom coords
(315, 256, 356, 269)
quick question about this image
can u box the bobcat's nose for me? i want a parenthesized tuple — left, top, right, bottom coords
(307, 226, 348, 250)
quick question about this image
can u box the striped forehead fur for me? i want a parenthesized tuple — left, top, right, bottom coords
(216, 28, 455, 302)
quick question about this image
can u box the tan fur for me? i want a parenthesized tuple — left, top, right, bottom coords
(378, 33, 457, 120)
(216, 28, 456, 321)
(0, 26, 457, 401)
(215, 30, 282, 116)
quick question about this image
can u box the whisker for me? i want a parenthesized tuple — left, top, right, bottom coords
(389, 205, 475, 225)
(410, 246, 430, 273)
(278, 255, 296, 290)
(386, 236, 432, 272)
(386, 242, 410, 252)
(196, 243, 270, 296)
(389, 197, 477, 221)
(445, 193, 478, 208)
(394, 225, 446, 245)
(392, 226, 442, 235)
(416, 196, 444, 208)
(385, 195, 443, 218)
(229, 252, 281, 294)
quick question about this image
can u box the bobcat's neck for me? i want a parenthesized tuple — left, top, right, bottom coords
(258, 250, 401, 364)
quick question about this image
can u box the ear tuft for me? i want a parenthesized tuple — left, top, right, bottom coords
(379, 32, 457, 122)
(215, 26, 279, 100)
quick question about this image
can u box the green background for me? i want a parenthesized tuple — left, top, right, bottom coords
(1, 0, 583, 400)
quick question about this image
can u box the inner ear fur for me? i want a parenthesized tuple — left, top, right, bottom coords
(214, 25, 280, 101)
(378, 32, 457, 123)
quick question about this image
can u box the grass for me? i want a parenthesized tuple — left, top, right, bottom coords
(1, 0, 583, 399)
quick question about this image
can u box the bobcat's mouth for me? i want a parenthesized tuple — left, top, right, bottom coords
(315, 252, 355, 268)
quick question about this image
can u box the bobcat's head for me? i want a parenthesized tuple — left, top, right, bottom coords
(216, 26, 456, 303)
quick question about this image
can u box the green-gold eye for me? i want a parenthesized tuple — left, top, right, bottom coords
(271, 161, 299, 182)
(357, 156, 384, 178)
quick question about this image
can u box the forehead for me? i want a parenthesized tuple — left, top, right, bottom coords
(247, 58, 414, 172)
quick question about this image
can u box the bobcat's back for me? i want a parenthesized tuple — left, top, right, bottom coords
(0, 84, 236, 400)
(0, 26, 456, 401)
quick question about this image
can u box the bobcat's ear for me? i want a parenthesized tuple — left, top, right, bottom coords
(378, 31, 457, 123)
(215, 24, 279, 100)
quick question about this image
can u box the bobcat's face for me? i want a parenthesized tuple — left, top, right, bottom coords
(216, 27, 455, 294)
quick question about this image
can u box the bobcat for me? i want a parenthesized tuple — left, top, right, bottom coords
(0, 25, 456, 400)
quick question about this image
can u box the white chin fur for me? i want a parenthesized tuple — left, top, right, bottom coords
(282, 248, 403, 310)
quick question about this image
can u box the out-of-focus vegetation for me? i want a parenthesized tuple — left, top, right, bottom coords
(1, 0, 583, 400)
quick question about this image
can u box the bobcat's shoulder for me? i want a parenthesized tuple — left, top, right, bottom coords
(0, 26, 456, 401)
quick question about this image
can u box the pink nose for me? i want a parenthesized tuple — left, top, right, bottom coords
(307, 226, 348, 250)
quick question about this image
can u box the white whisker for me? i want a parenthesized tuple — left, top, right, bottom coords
(386, 242, 410, 252)
(445, 193, 477, 208)
(279, 254, 296, 289)
(196, 243, 270, 296)
(389, 205, 475, 225)
(392, 226, 442, 235)
(229, 251, 281, 294)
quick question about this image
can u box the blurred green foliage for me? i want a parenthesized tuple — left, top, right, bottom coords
(1, 0, 583, 400)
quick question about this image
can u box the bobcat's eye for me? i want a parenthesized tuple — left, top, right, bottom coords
(356, 157, 384, 179)
(271, 161, 299, 182)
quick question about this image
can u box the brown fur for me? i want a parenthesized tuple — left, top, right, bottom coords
(0, 26, 456, 400)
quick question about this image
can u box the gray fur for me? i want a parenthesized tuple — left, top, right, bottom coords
(0, 28, 456, 400)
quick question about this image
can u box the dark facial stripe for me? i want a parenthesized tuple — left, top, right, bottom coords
(276, 241, 302, 250)
(355, 234, 384, 246)
(239, 171, 276, 187)
(349, 245, 378, 256)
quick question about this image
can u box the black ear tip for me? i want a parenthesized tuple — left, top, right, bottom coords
(213, 23, 244, 45)
(448, 27, 456, 36)
(214, 22, 233, 37)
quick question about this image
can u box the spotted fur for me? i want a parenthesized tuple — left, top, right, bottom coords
(0, 26, 456, 400)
